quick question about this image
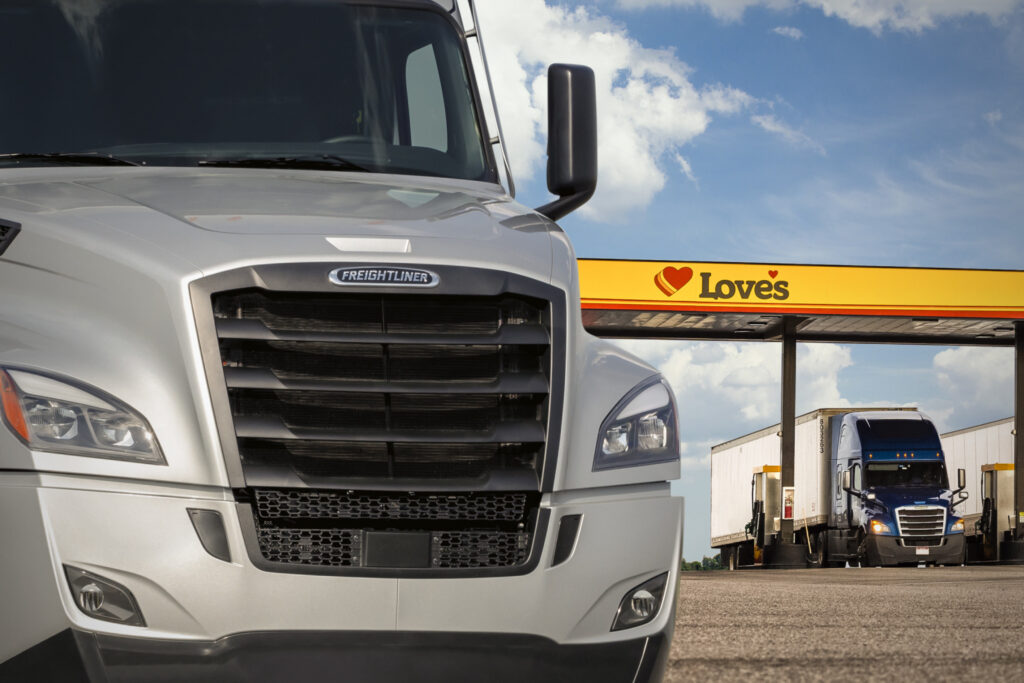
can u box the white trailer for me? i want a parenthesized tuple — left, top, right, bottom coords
(941, 417, 1014, 525)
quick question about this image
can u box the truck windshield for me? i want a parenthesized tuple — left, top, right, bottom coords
(856, 418, 941, 451)
(865, 462, 949, 489)
(0, 0, 493, 181)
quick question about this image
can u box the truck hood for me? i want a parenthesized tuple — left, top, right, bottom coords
(0, 167, 566, 488)
(0, 167, 557, 281)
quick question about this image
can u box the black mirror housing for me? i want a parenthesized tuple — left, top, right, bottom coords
(535, 64, 597, 221)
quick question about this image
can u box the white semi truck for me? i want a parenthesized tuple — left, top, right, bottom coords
(0, 1, 683, 680)
(712, 408, 968, 568)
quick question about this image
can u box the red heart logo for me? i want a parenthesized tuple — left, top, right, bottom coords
(655, 266, 693, 296)
(768, 270, 779, 279)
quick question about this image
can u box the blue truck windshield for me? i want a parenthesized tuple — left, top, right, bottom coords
(856, 418, 941, 451)
(0, 0, 493, 181)
(865, 462, 949, 489)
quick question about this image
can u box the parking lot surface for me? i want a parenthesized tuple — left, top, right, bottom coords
(665, 565, 1024, 681)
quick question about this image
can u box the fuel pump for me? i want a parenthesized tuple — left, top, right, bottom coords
(746, 466, 780, 566)
(978, 464, 1015, 561)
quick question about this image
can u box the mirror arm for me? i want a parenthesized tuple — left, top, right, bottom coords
(536, 188, 596, 222)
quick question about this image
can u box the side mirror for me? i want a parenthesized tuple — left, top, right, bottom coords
(535, 64, 597, 221)
(952, 468, 969, 509)
(842, 469, 852, 493)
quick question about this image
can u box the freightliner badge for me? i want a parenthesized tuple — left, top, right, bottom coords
(329, 266, 440, 287)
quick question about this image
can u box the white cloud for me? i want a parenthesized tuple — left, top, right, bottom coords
(985, 109, 1004, 125)
(611, 339, 852, 431)
(674, 153, 698, 185)
(772, 26, 805, 39)
(472, 0, 753, 220)
(615, 0, 1021, 33)
(933, 347, 1014, 429)
(616, 0, 789, 22)
(751, 113, 826, 155)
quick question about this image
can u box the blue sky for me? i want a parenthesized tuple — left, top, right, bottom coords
(476, 0, 1023, 559)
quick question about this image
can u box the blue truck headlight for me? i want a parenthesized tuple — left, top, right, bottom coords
(869, 519, 893, 535)
(950, 517, 964, 533)
(0, 368, 164, 464)
(594, 377, 678, 471)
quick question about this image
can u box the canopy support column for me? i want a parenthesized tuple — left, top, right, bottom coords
(768, 317, 806, 567)
(1016, 321, 1024, 537)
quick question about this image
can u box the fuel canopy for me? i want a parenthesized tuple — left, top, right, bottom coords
(577, 259, 1024, 558)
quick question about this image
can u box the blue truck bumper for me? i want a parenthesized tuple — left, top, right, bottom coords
(865, 534, 964, 566)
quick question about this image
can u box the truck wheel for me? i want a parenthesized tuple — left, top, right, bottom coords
(805, 532, 824, 568)
(856, 532, 875, 567)
(812, 531, 827, 568)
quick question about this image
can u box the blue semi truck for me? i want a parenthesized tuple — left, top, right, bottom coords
(711, 408, 969, 568)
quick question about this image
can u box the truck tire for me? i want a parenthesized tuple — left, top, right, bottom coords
(856, 531, 875, 567)
(810, 530, 827, 568)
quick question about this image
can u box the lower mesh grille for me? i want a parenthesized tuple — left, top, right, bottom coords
(257, 528, 362, 566)
(432, 531, 531, 568)
(254, 489, 529, 522)
(249, 488, 539, 570)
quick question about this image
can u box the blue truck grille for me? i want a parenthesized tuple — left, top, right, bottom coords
(896, 506, 946, 539)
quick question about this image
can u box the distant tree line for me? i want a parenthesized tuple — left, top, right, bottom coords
(680, 554, 723, 571)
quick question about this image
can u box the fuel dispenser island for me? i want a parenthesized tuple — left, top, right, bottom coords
(975, 464, 1016, 562)
(742, 466, 781, 568)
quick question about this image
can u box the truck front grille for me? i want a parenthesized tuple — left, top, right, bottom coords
(213, 290, 550, 485)
(896, 506, 946, 538)
(195, 267, 564, 576)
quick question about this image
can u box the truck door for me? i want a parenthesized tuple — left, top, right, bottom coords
(848, 462, 863, 530)
(832, 421, 852, 529)
(833, 461, 846, 526)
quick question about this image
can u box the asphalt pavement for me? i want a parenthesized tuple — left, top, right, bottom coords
(665, 565, 1024, 682)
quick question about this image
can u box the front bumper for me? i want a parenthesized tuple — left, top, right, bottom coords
(0, 474, 682, 681)
(10, 626, 671, 683)
(865, 533, 965, 566)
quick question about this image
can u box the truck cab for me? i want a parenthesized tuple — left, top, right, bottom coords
(0, 1, 682, 680)
(830, 411, 967, 566)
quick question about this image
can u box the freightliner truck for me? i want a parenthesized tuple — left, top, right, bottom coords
(0, 1, 684, 680)
(711, 408, 968, 568)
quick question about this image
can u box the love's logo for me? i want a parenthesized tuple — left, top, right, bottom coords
(653, 265, 790, 301)
(654, 266, 693, 296)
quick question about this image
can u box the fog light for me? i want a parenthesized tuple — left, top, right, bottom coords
(612, 572, 668, 631)
(630, 589, 656, 619)
(77, 583, 105, 613)
(64, 566, 145, 627)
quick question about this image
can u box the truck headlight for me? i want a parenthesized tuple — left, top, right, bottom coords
(0, 368, 164, 464)
(593, 377, 678, 471)
(950, 518, 964, 533)
(869, 519, 892, 535)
